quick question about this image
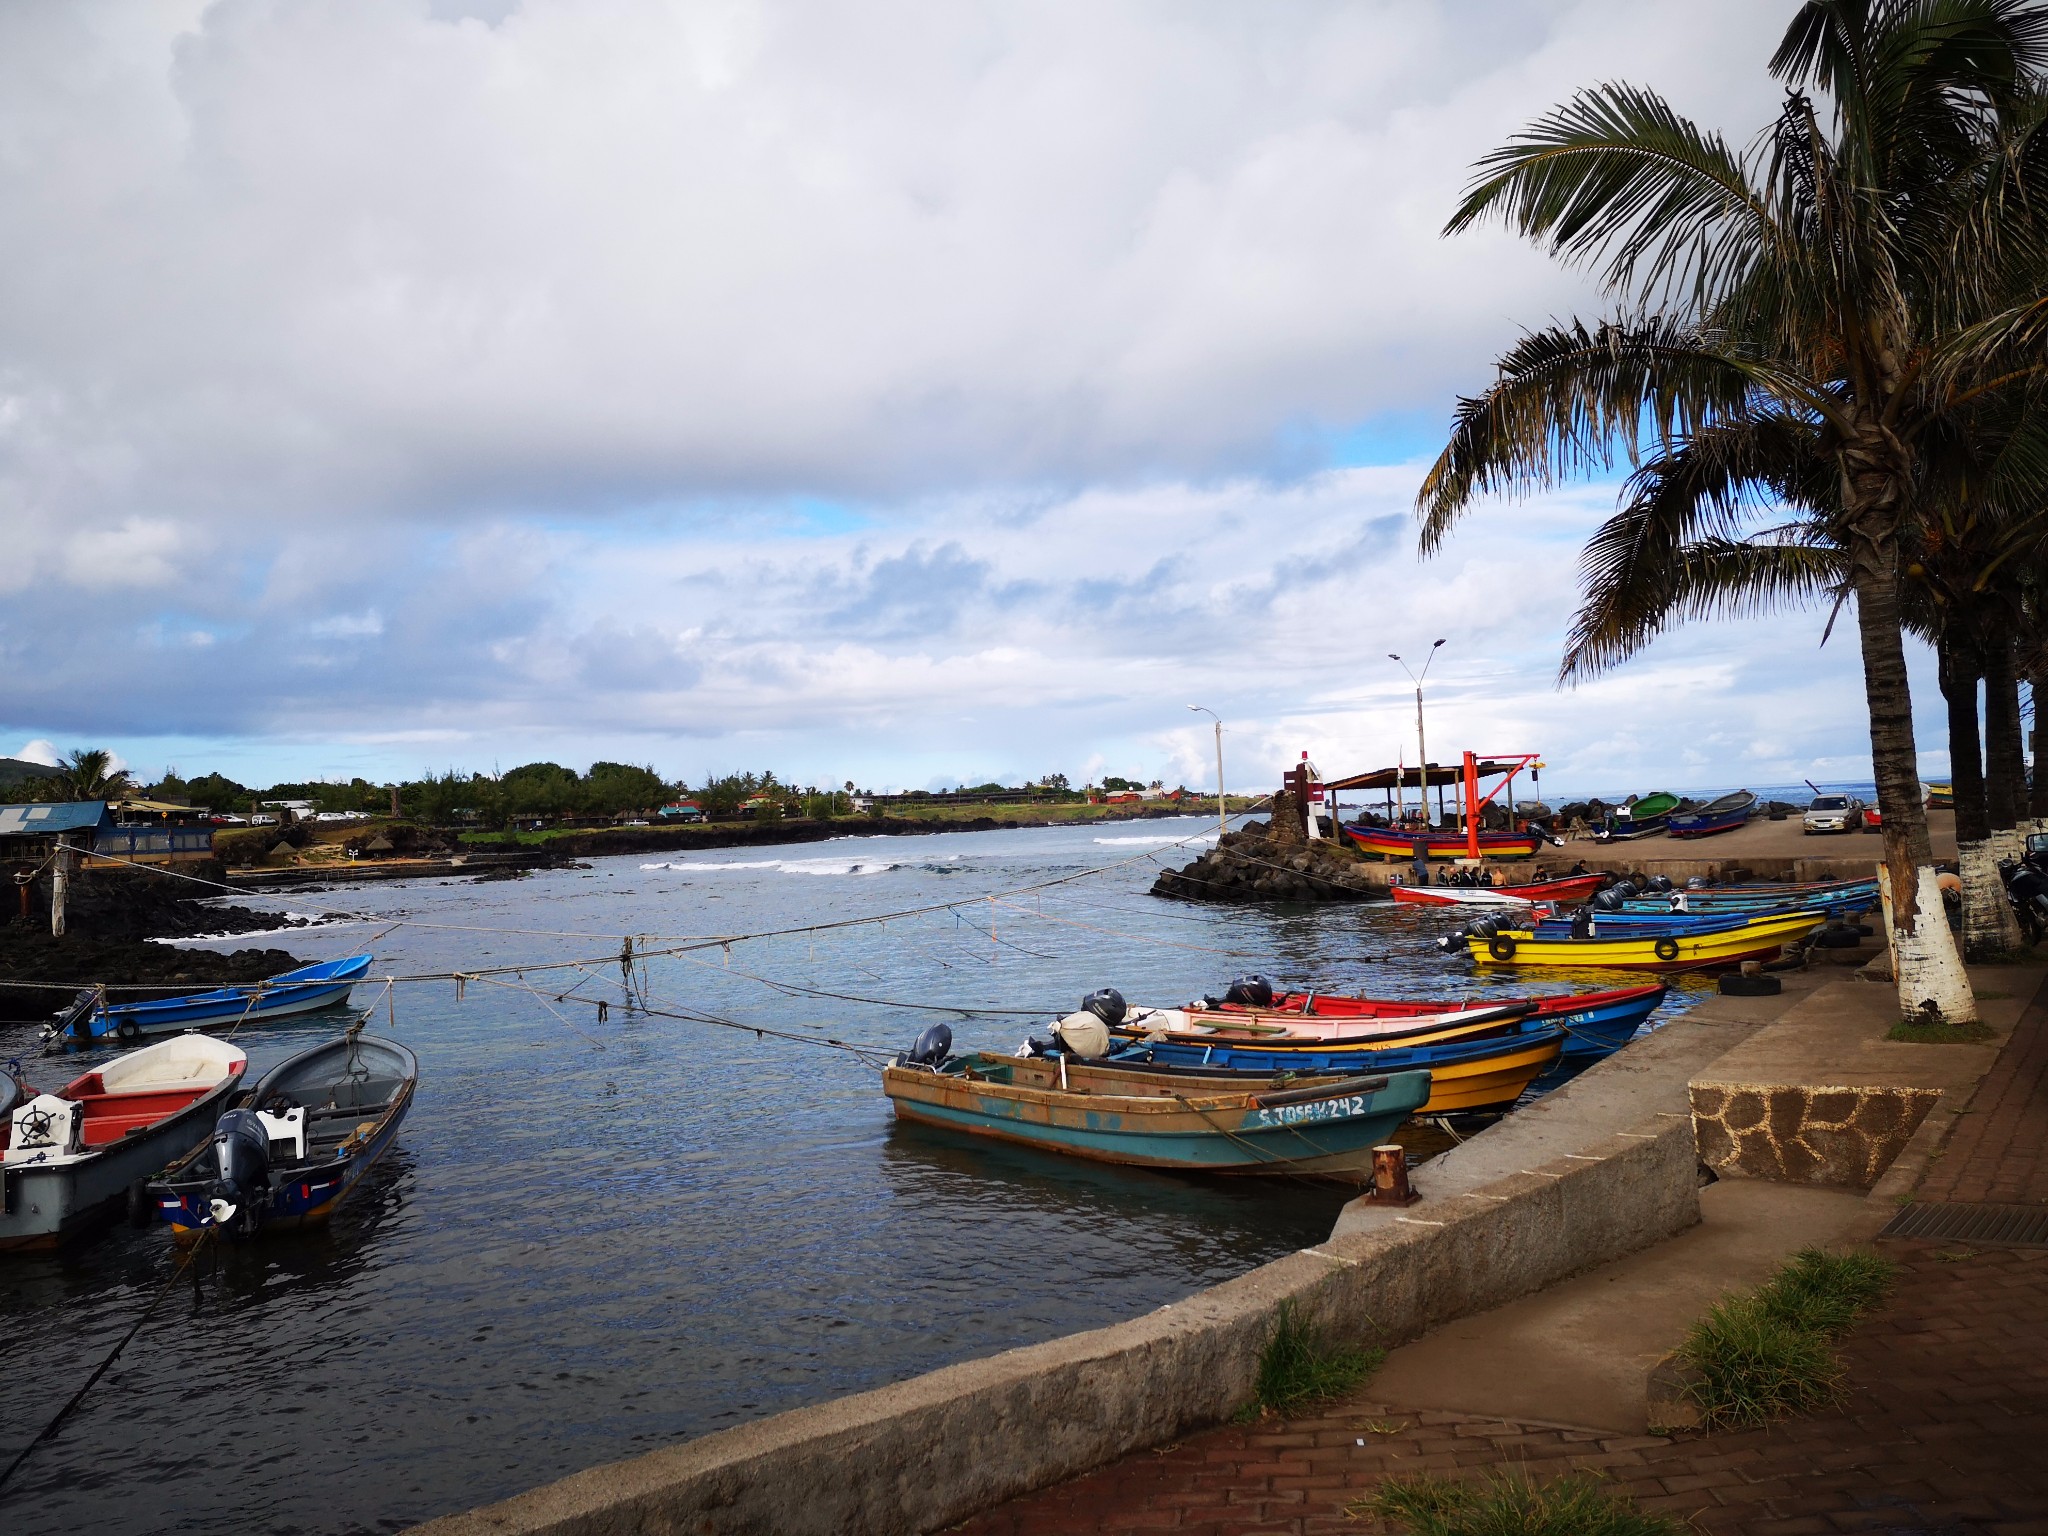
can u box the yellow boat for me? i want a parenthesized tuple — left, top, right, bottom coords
(1467, 912, 1825, 970)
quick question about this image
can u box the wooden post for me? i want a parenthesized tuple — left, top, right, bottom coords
(50, 834, 70, 938)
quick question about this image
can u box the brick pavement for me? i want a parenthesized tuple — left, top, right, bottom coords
(955, 982, 2048, 1536)
(1916, 975, 2048, 1207)
(953, 1245, 2048, 1534)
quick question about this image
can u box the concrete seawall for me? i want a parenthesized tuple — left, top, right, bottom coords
(414, 1016, 1729, 1536)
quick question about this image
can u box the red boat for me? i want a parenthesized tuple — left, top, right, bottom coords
(1210, 982, 1669, 1063)
(1389, 873, 1607, 908)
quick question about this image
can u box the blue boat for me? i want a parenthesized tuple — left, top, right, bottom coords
(1667, 789, 1757, 839)
(41, 956, 374, 1051)
(150, 1030, 416, 1239)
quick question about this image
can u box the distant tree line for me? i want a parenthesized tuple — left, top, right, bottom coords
(12, 751, 1180, 827)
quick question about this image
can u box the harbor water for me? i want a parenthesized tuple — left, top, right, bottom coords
(0, 817, 1698, 1533)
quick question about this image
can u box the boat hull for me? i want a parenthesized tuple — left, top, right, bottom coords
(1389, 873, 1607, 908)
(66, 956, 375, 1048)
(1106, 1027, 1563, 1113)
(152, 1034, 417, 1239)
(0, 1067, 244, 1250)
(1467, 914, 1823, 970)
(883, 1058, 1432, 1179)
(1344, 827, 1545, 861)
(1218, 984, 1666, 1063)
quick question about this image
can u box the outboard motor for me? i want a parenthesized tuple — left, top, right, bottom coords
(1081, 988, 1128, 1027)
(1685, 876, 1709, 890)
(903, 1022, 954, 1070)
(208, 1108, 275, 1234)
(1435, 925, 1469, 953)
(1646, 875, 1674, 894)
(1220, 974, 1274, 1008)
(1591, 887, 1625, 913)
(1612, 880, 1639, 899)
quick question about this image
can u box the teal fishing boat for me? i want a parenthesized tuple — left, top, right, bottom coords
(882, 1031, 1429, 1181)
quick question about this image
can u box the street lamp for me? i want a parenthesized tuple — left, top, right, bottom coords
(1388, 639, 1446, 826)
(1188, 705, 1226, 839)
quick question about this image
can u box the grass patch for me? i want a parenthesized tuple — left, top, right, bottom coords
(1676, 1247, 1896, 1429)
(1887, 1018, 1996, 1043)
(1235, 1302, 1381, 1420)
(1356, 1471, 1683, 1535)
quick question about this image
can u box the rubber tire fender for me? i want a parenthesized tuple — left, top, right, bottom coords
(1653, 936, 1682, 962)
(115, 1018, 142, 1043)
(1487, 933, 1518, 961)
(1718, 973, 1782, 997)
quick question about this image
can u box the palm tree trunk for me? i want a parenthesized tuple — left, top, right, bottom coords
(1942, 633, 1988, 845)
(1850, 546, 1977, 1020)
(1944, 632, 2021, 957)
(1985, 636, 2025, 834)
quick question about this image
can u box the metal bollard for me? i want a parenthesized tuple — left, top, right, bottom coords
(1366, 1143, 1421, 1205)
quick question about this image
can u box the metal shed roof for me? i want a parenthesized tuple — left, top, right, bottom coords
(0, 801, 112, 836)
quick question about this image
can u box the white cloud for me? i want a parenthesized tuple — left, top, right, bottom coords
(0, 2, 1932, 792)
(14, 739, 62, 767)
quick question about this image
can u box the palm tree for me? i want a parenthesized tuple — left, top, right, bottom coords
(1419, 0, 2048, 1019)
(53, 748, 136, 804)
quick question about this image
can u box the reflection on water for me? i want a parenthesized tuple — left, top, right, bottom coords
(0, 819, 1691, 1533)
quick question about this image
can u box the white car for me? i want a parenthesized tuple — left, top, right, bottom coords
(1802, 794, 1865, 833)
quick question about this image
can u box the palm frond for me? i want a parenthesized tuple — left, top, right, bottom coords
(1443, 83, 1788, 305)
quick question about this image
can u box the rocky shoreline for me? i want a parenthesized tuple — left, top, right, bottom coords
(1149, 812, 1383, 903)
(1, 866, 308, 1025)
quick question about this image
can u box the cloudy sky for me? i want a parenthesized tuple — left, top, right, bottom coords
(0, 0, 1938, 797)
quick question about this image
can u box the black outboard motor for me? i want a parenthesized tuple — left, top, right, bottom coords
(904, 1022, 954, 1069)
(208, 1108, 273, 1235)
(1591, 887, 1625, 913)
(1082, 988, 1128, 1026)
(1646, 875, 1674, 894)
(1435, 925, 1469, 953)
(1221, 974, 1274, 1008)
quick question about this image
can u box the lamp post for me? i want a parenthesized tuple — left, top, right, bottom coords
(1188, 705, 1225, 839)
(1388, 639, 1446, 826)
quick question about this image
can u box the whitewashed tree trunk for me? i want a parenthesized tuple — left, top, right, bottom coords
(1956, 839, 2023, 956)
(1879, 865, 1979, 1024)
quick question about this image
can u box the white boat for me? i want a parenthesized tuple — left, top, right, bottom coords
(2, 1036, 247, 1251)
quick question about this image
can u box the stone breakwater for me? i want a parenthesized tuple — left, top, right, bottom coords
(1149, 823, 1382, 903)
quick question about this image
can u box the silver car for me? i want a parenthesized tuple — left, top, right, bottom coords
(1802, 794, 1865, 833)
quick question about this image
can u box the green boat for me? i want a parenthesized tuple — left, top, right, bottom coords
(882, 1049, 1431, 1181)
(1596, 790, 1678, 841)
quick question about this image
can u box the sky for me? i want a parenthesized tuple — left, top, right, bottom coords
(0, 0, 1945, 799)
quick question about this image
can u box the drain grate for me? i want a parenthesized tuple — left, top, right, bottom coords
(1881, 1202, 2048, 1246)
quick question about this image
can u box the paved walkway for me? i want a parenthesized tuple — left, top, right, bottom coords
(955, 985, 2048, 1536)
(1916, 975, 2048, 1207)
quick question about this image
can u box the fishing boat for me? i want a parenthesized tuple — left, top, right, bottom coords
(150, 1030, 416, 1240)
(2, 1036, 246, 1250)
(1344, 825, 1551, 861)
(1462, 910, 1824, 970)
(1926, 782, 1953, 810)
(1666, 790, 1757, 840)
(1389, 872, 1608, 908)
(42, 955, 374, 1050)
(881, 1035, 1432, 1180)
(1198, 982, 1668, 1064)
(1594, 791, 1679, 841)
(1102, 1016, 1565, 1114)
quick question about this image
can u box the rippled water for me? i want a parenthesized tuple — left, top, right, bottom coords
(0, 818, 1698, 1533)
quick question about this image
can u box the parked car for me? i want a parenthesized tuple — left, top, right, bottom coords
(1862, 803, 1883, 832)
(1802, 794, 1866, 834)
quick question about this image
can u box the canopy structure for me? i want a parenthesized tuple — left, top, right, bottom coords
(1324, 761, 1526, 793)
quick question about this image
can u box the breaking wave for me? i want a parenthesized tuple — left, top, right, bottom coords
(1091, 833, 1218, 847)
(642, 857, 899, 876)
